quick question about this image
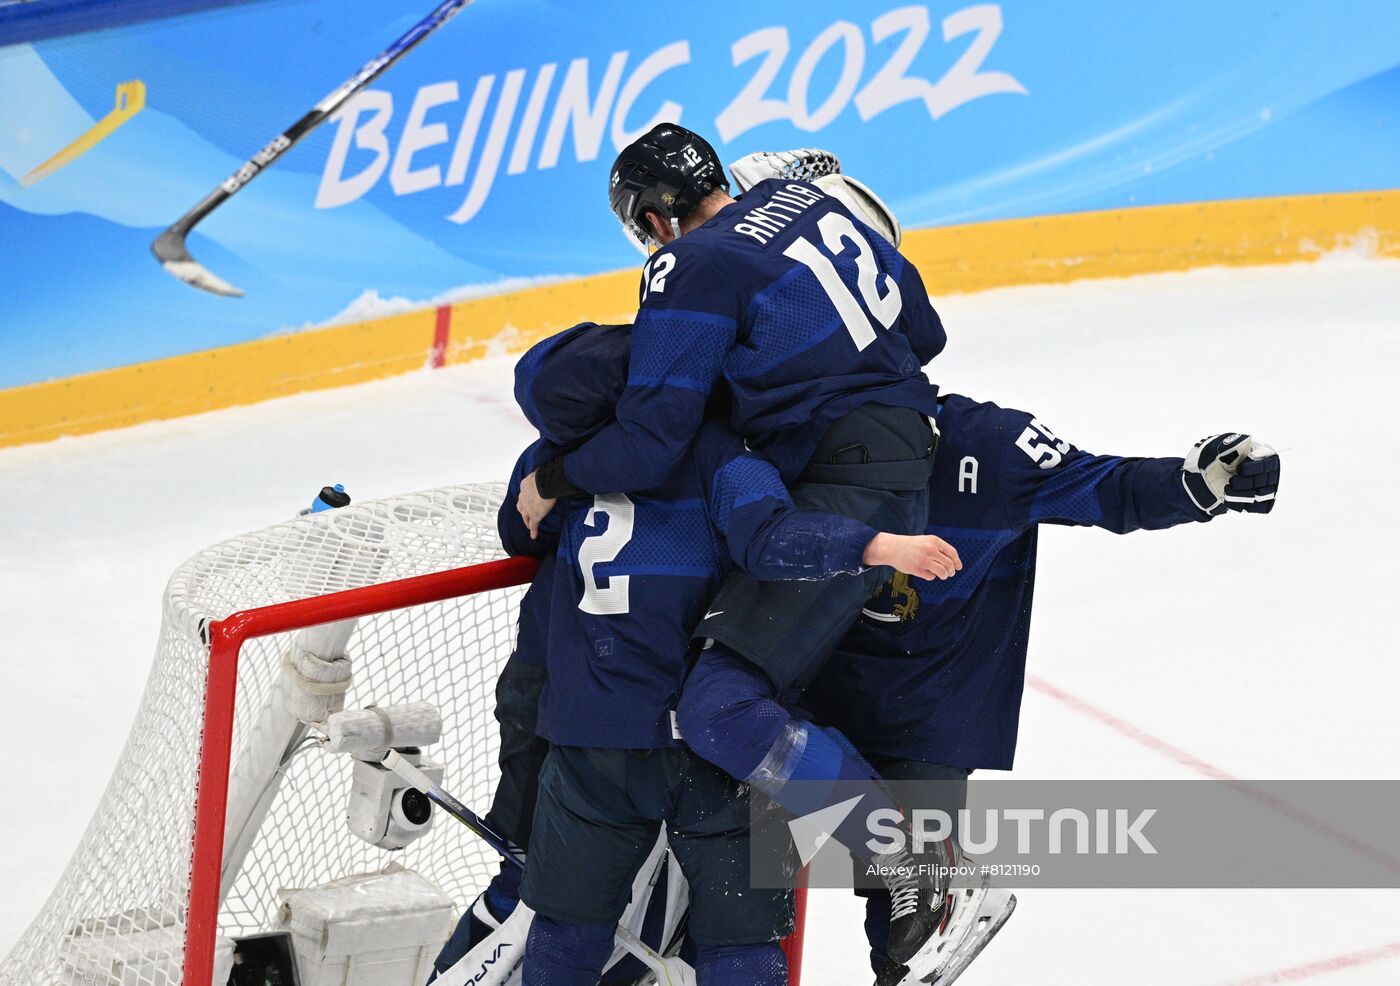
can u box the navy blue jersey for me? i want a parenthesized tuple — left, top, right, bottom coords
(558, 179, 945, 491)
(804, 395, 1210, 770)
(525, 420, 875, 749)
(498, 440, 565, 668)
(499, 439, 563, 558)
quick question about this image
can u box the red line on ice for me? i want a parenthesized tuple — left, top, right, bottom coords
(1216, 941, 1400, 984)
(1023, 675, 1400, 875)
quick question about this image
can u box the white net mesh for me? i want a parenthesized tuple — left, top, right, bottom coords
(2, 483, 527, 986)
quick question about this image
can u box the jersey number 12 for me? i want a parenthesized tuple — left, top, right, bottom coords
(784, 213, 902, 351)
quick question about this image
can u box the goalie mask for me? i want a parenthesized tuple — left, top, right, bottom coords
(609, 123, 729, 255)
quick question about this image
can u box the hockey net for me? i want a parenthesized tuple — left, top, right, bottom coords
(1, 482, 538, 986)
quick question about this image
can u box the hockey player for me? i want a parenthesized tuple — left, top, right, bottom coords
(804, 401, 1281, 985)
(515, 123, 956, 963)
(446, 320, 960, 985)
(426, 463, 562, 982)
(429, 325, 645, 983)
(425, 486, 558, 981)
(447, 293, 1280, 985)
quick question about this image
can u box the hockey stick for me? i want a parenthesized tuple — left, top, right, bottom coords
(382, 749, 525, 867)
(151, 0, 473, 298)
(382, 751, 697, 986)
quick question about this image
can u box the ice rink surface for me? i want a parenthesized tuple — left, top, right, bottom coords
(3, 259, 1399, 984)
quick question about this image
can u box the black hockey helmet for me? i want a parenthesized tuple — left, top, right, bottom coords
(609, 123, 729, 254)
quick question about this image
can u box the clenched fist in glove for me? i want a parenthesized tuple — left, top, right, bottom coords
(1182, 433, 1281, 515)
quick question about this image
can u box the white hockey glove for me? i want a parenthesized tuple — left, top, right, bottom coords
(1182, 433, 1281, 516)
(728, 148, 903, 246)
(728, 148, 842, 190)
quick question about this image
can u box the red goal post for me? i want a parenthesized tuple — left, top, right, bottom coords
(189, 558, 809, 985)
(1, 482, 806, 986)
(186, 556, 540, 984)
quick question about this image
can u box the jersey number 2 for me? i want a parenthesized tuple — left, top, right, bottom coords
(578, 493, 635, 615)
(783, 213, 902, 351)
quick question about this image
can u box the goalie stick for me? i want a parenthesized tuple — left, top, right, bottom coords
(151, 0, 473, 298)
(381, 750, 697, 986)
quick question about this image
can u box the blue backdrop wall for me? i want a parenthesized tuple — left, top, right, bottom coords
(2, 0, 1398, 387)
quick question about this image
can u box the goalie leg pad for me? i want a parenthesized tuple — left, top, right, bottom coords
(429, 889, 504, 983)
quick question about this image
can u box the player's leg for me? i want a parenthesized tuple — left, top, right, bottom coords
(857, 759, 971, 984)
(485, 658, 550, 848)
(521, 746, 667, 986)
(858, 757, 1015, 986)
(430, 655, 548, 980)
(680, 407, 946, 963)
(680, 647, 955, 968)
(680, 645, 910, 870)
(667, 751, 795, 986)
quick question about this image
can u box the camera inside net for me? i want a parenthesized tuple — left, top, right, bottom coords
(345, 748, 442, 850)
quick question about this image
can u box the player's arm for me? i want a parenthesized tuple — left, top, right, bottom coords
(699, 424, 959, 581)
(888, 252, 947, 367)
(1037, 453, 1206, 533)
(1003, 412, 1280, 532)
(534, 245, 737, 494)
(500, 441, 563, 556)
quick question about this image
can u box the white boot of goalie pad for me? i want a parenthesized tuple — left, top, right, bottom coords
(220, 621, 356, 899)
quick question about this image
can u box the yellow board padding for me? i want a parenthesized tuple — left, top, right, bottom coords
(442, 269, 639, 365)
(2, 189, 1396, 451)
(0, 308, 437, 448)
(900, 189, 1399, 294)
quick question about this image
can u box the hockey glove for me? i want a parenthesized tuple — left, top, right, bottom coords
(728, 148, 902, 246)
(1182, 433, 1280, 516)
(728, 148, 842, 190)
